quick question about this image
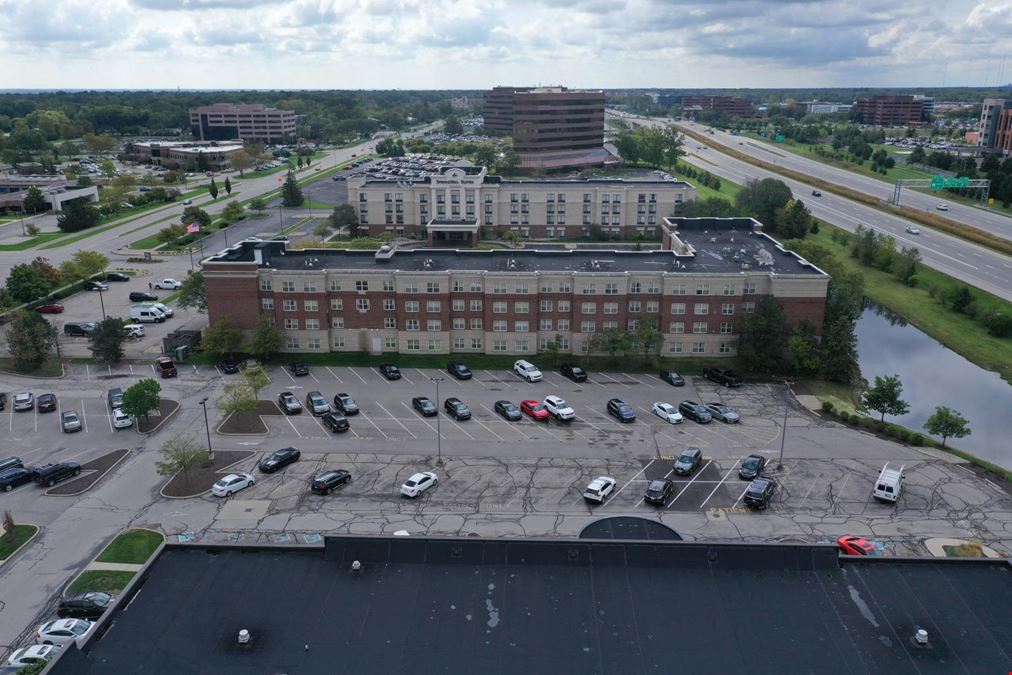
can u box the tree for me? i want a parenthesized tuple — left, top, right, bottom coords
(474, 144, 497, 169)
(923, 406, 971, 448)
(735, 178, 793, 230)
(631, 318, 664, 365)
(893, 247, 921, 285)
(735, 296, 789, 373)
(281, 171, 304, 207)
(22, 185, 46, 214)
(196, 153, 209, 172)
(249, 315, 284, 362)
(241, 364, 271, 400)
(328, 204, 358, 235)
(249, 197, 267, 214)
(590, 327, 632, 363)
(443, 115, 464, 135)
(221, 200, 245, 223)
(29, 257, 63, 288)
(503, 229, 523, 247)
(157, 224, 187, 244)
(5, 264, 51, 303)
(59, 250, 108, 282)
(56, 197, 101, 233)
(203, 317, 243, 357)
(230, 149, 255, 176)
(177, 272, 207, 313)
(661, 126, 683, 168)
(218, 382, 258, 417)
(297, 155, 304, 169)
(616, 132, 640, 165)
(224, 177, 232, 195)
(181, 206, 211, 228)
(3, 310, 57, 371)
(677, 196, 739, 218)
(541, 334, 563, 367)
(89, 317, 127, 363)
(863, 374, 910, 422)
(819, 276, 862, 384)
(156, 433, 209, 486)
(775, 199, 813, 240)
(122, 378, 162, 423)
(208, 177, 219, 200)
(99, 160, 117, 179)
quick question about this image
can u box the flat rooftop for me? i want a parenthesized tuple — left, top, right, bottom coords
(52, 538, 1012, 674)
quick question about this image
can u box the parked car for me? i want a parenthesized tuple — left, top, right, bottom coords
(447, 361, 472, 380)
(702, 367, 744, 387)
(678, 400, 712, 423)
(412, 396, 437, 416)
(289, 362, 309, 377)
(0, 467, 33, 492)
(743, 477, 776, 510)
(217, 358, 240, 374)
(311, 469, 352, 494)
(333, 393, 359, 415)
(659, 370, 685, 386)
(0, 393, 6, 410)
(644, 479, 674, 505)
(837, 534, 880, 556)
(905, 226, 921, 235)
(58, 591, 114, 620)
(400, 471, 438, 498)
(443, 397, 471, 420)
(107, 387, 124, 410)
(64, 322, 97, 337)
(122, 323, 145, 338)
(211, 473, 255, 497)
(156, 356, 177, 378)
(543, 395, 575, 421)
(560, 363, 588, 382)
(61, 410, 83, 433)
(651, 402, 683, 424)
(520, 399, 549, 421)
(0, 457, 22, 472)
(513, 359, 543, 382)
(494, 400, 522, 421)
(738, 454, 767, 480)
(673, 447, 703, 476)
(84, 281, 109, 291)
(37, 393, 57, 413)
(128, 291, 158, 302)
(583, 476, 616, 504)
(34, 303, 64, 314)
(13, 392, 34, 412)
(378, 363, 401, 380)
(6, 644, 61, 668)
(152, 278, 182, 290)
(36, 619, 94, 647)
(105, 272, 130, 282)
(31, 461, 81, 489)
(705, 403, 741, 423)
(277, 391, 302, 414)
(606, 398, 636, 422)
(258, 447, 301, 473)
(305, 391, 330, 415)
(112, 408, 133, 429)
(321, 412, 350, 433)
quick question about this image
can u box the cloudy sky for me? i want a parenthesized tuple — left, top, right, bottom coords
(0, 0, 1010, 89)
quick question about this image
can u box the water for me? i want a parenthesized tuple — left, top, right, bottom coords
(855, 302, 1012, 470)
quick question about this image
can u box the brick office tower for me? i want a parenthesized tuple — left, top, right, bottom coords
(852, 95, 925, 126)
(204, 217, 829, 357)
(189, 103, 296, 144)
(680, 95, 754, 118)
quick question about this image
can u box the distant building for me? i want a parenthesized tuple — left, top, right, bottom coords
(0, 175, 98, 214)
(126, 141, 246, 171)
(801, 101, 853, 115)
(914, 95, 935, 119)
(189, 103, 295, 144)
(680, 95, 753, 118)
(852, 95, 925, 126)
(482, 86, 531, 133)
(450, 97, 472, 111)
(977, 99, 1012, 157)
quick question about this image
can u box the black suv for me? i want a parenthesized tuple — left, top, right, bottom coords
(444, 397, 471, 420)
(32, 462, 81, 487)
(447, 361, 472, 380)
(0, 467, 33, 492)
(412, 397, 437, 416)
(105, 272, 130, 282)
(743, 477, 776, 510)
(289, 362, 309, 377)
(217, 358, 239, 374)
(378, 363, 401, 380)
(58, 591, 114, 619)
(606, 398, 636, 422)
(129, 291, 158, 302)
(333, 393, 359, 415)
(678, 400, 712, 423)
(311, 469, 351, 494)
(644, 479, 674, 505)
(64, 322, 97, 337)
(321, 412, 350, 433)
(659, 370, 685, 386)
(702, 367, 744, 387)
(0, 392, 6, 410)
(560, 363, 588, 382)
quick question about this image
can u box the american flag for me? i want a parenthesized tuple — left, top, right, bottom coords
(185, 223, 200, 234)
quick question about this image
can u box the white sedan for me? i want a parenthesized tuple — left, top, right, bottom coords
(652, 402, 684, 424)
(400, 471, 438, 498)
(37, 618, 94, 646)
(212, 473, 255, 497)
(7, 644, 62, 667)
(152, 278, 182, 290)
(112, 408, 133, 429)
(905, 226, 920, 235)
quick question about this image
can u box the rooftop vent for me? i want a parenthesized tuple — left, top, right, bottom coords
(507, 258, 517, 270)
(375, 245, 395, 261)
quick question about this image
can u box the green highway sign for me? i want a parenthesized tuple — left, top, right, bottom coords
(774, 134, 785, 142)
(930, 175, 969, 190)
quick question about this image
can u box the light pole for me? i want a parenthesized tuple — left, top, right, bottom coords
(778, 380, 792, 469)
(199, 397, 214, 461)
(431, 376, 444, 467)
(188, 246, 194, 273)
(278, 203, 283, 236)
(97, 288, 106, 320)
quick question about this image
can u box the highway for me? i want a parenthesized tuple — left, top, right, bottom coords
(609, 111, 1012, 301)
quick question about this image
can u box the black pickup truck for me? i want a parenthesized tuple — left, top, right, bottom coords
(702, 367, 744, 387)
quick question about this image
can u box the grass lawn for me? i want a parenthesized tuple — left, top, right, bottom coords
(0, 525, 39, 560)
(96, 529, 164, 564)
(797, 378, 863, 414)
(743, 134, 933, 183)
(67, 570, 136, 594)
(128, 233, 164, 250)
(0, 358, 63, 378)
(0, 232, 67, 251)
(299, 199, 335, 211)
(673, 158, 743, 202)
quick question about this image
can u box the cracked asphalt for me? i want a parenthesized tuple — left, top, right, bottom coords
(2, 363, 1011, 657)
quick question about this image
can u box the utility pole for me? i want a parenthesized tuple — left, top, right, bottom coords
(431, 376, 444, 467)
(778, 380, 792, 469)
(199, 397, 214, 461)
(98, 288, 106, 320)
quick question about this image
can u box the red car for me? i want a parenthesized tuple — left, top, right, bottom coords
(35, 303, 65, 314)
(520, 399, 549, 421)
(837, 535, 879, 556)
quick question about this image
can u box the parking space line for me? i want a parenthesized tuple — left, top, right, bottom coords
(444, 417, 475, 440)
(80, 400, 88, 433)
(598, 372, 633, 389)
(586, 377, 607, 388)
(375, 402, 416, 439)
(33, 406, 38, 433)
(624, 373, 655, 389)
(129, 365, 134, 375)
(283, 416, 303, 438)
(399, 371, 415, 385)
(348, 368, 368, 384)
(484, 370, 508, 385)
(7, 404, 11, 432)
(107, 365, 112, 376)
(480, 404, 531, 439)
(325, 367, 343, 383)
(732, 484, 750, 509)
(604, 461, 655, 506)
(359, 411, 389, 439)
(307, 370, 320, 383)
(107, 407, 114, 432)
(308, 414, 330, 436)
(471, 418, 504, 442)
(282, 368, 296, 383)
(150, 364, 156, 376)
(667, 460, 712, 508)
(798, 480, 817, 508)
(400, 402, 438, 434)
(85, 364, 90, 379)
(699, 465, 738, 508)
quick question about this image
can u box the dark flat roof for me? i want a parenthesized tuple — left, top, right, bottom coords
(54, 538, 1012, 674)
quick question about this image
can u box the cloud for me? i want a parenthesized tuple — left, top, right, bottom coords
(131, 0, 275, 9)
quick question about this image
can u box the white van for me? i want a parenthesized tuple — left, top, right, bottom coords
(873, 463, 904, 503)
(129, 305, 166, 323)
(141, 302, 173, 318)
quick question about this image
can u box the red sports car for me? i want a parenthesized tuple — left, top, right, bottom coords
(35, 303, 65, 314)
(520, 399, 549, 421)
(837, 534, 879, 556)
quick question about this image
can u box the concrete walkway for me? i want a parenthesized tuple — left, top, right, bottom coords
(84, 562, 143, 572)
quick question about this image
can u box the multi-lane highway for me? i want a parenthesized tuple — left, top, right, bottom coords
(609, 111, 1012, 301)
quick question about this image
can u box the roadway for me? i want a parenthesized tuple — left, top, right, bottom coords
(609, 111, 1012, 301)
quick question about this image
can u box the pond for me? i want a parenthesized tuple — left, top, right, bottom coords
(855, 301, 1012, 470)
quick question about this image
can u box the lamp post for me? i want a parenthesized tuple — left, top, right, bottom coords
(97, 288, 106, 320)
(188, 246, 194, 273)
(199, 397, 214, 461)
(278, 203, 283, 236)
(778, 381, 792, 469)
(431, 376, 444, 467)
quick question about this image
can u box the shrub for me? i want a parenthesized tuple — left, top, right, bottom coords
(839, 410, 850, 423)
(820, 400, 834, 413)
(860, 416, 877, 430)
(905, 274, 919, 288)
(896, 429, 910, 442)
(874, 420, 887, 432)
(909, 433, 923, 446)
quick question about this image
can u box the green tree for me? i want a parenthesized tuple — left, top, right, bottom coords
(5, 264, 50, 303)
(615, 132, 640, 165)
(474, 144, 497, 169)
(196, 153, 209, 172)
(677, 196, 739, 218)
(59, 250, 109, 282)
(218, 382, 258, 417)
(775, 199, 813, 240)
(249, 197, 267, 214)
(56, 197, 101, 233)
(221, 200, 245, 223)
(181, 206, 211, 228)
(923, 406, 971, 448)
(908, 146, 926, 164)
(281, 171, 304, 207)
(661, 126, 683, 168)
(99, 159, 117, 179)
(893, 247, 921, 285)
(89, 317, 127, 363)
(157, 224, 186, 244)
(296, 155, 304, 169)
(819, 278, 862, 384)
(541, 334, 563, 367)
(122, 378, 162, 423)
(29, 257, 63, 288)
(229, 150, 254, 176)
(249, 315, 284, 363)
(787, 320, 820, 374)
(590, 327, 632, 363)
(22, 185, 47, 214)
(735, 296, 789, 373)
(503, 229, 523, 247)
(735, 177, 793, 230)
(328, 204, 358, 236)
(208, 177, 219, 200)
(631, 318, 664, 365)
(156, 433, 208, 486)
(3, 310, 57, 371)
(863, 374, 910, 422)
(241, 364, 271, 400)
(177, 272, 207, 313)
(203, 317, 243, 357)
(443, 115, 464, 135)
(224, 176, 232, 195)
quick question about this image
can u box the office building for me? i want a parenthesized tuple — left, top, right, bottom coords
(852, 95, 925, 126)
(680, 95, 753, 117)
(202, 217, 828, 357)
(126, 141, 246, 171)
(978, 99, 1012, 157)
(0, 176, 98, 214)
(802, 101, 853, 115)
(189, 103, 296, 144)
(347, 163, 696, 241)
(482, 86, 529, 133)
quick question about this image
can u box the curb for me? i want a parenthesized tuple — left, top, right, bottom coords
(215, 412, 270, 436)
(63, 528, 166, 595)
(0, 524, 41, 569)
(158, 450, 256, 499)
(137, 400, 181, 435)
(0, 361, 67, 380)
(46, 449, 131, 497)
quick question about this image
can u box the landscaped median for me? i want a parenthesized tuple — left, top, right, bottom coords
(65, 529, 164, 595)
(0, 523, 41, 567)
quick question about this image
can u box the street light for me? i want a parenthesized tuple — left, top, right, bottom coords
(199, 397, 214, 461)
(278, 203, 283, 236)
(97, 288, 106, 320)
(777, 381, 792, 469)
(430, 376, 444, 467)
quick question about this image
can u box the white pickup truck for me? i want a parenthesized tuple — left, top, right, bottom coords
(152, 278, 182, 290)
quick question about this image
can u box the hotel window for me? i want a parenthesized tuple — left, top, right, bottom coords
(558, 281, 571, 293)
(694, 303, 709, 315)
(521, 193, 528, 202)
(405, 301, 419, 312)
(384, 317, 396, 329)
(744, 282, 757, 294)
(695, 284, 709, 295)
(540, 282, 554, 293)
(384, 337, 397, 349)
(470, 281, 482, 292)
(557, 300, 571, 312)
(547, 194, 554, 203)
(426, 282, 440, 293)
(493, 339, 507, 352)
(303, 281, 317, 292)
(355, 280, 368, 292)
(453, 281, 465, 292)
(601, 205, 609, 215)
(671, 302, 686, 315)
(454, 338, 465, 350)
(407, 339, 420, 351)
(259, 279, 272, 291)
(669, 342, 683, 353)
(557, 319, 570, 331)
(261, 298, 274, 310)
(719, 343, 733, 354)
(493, 302, 507, 314)
(692, 342, 706, 354)
(283, 299, 296, 312)
(333, 337, 346, 348)
(603, 303, 618, 314)
(646, 301, 659, 313)
(427, 320, 441, 332)
(470, 299, 483, 311)
(331, 317, 345, 328)
(540, 299, 553, 312)
(601, 215, 609, 225)
(515, 284, 529, 294)
(629, 282, 641, 293)
(602, 320, 617, 330)
(514, 301, 529, 313)
(493, 320, 508, 332)
(404, 282, 418, 293)
(383, 280, 394, 292)
(304, 300, 318, 312)
(627, 319, 639, 331)
(670, 321, 685, 334)
(406, 319, 420, 331)
(510, 193, 518, 203)
(306, 319, 320, 330)
(581, 285, 596, 295)
(602, 194, 610, 203)
(581, 321, 596, 333)
(693, 321, 707, 334)
(471, 337, 483, 350)
(720, 321, 733, 334)
(452, 318, 465, 330)
(539, 319, 553, 331)
(604, 283, 619, 295)
(470, 318, 483, 330)
(286, 337, 299, 349)
(612, 204, 620, 214)
(721, 303, 735, 315)
(384, 193, 392, 202)
(485, 194, 493, 203)
(452, 299, 465, 311)
(355, 298, 369, 311)
(515, 321, 529, 333)
(383, 299, 395, 311)
(426, 301, 440, 313)
(558, 193, 566, 203)
(743, 302, 756, 314)
(281, 281, 295, 292)
(515, 339, 529, 352)
(723, 284, 736, 296)
(330, 299, 344, 311)
(583, 193, 591, 202)
(581, 302, 596, 314)
(628, 301, 641, 313)
(671, 282, 687, 295)
(284, 319, 299, 330)
(492, 283, 508, 294)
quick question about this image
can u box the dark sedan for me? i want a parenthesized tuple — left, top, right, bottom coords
(738, 454, 767, 480)
(659, 370, 685, 386)
(333, 393, 359, 415)
(311, 469, 352, 494)
(606, 398, 636, 422)
(678, 400, 712, 424)
(412, 397, 437, 416)
(37, 393, 58, 413)
(644, 479, 674, 505)
(560, 363, 588, 382)
(288, 362, 309, 377)
(379, 363, 401, 380)
(258, 447, 301, 473)
(58, 591, 114, 619)
(444, 397, 471, 420)
(217, 358, 240, 374)
(0, 467, 33, 492)
(84, 280, 109, 291)
(105, 272, 130, 282)
(447, 361, 472, 380)
(321, 413, 350, 433)
(494, 400, 522, 421)
(128, 291, 157, 302)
